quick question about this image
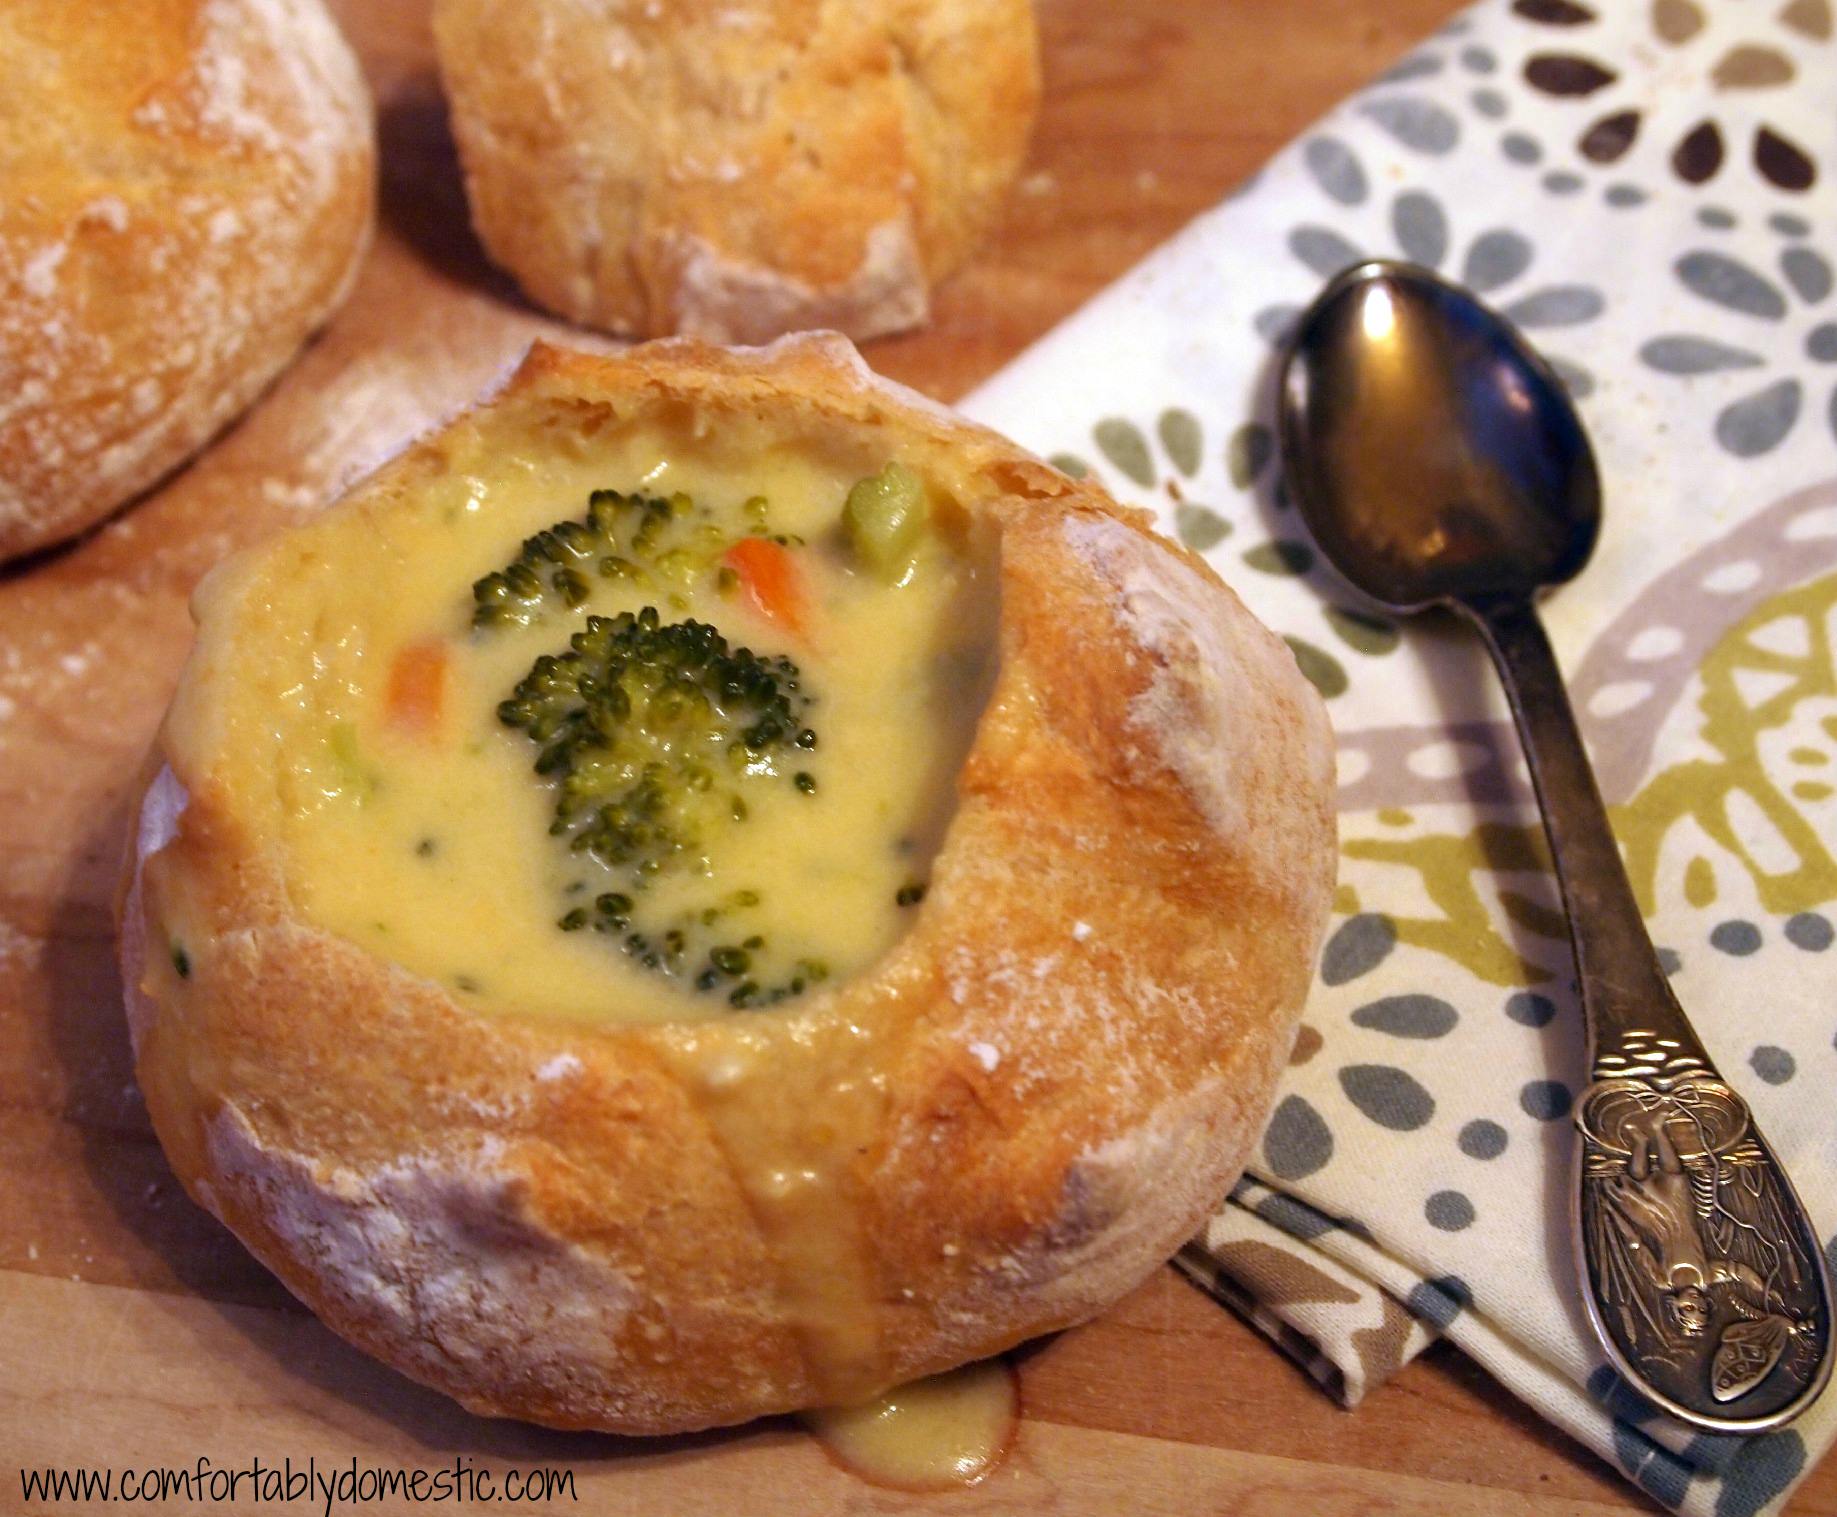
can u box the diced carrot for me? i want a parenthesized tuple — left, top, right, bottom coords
(385, 640, 448, 736)
(723, 538, 808, 639)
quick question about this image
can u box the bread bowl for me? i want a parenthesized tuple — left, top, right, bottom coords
(119, 333, 1336, 1432)
(0, 0, 374, 563)
(430, 0, 1039, 342)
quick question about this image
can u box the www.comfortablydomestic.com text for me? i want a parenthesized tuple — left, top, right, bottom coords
(19, 1456, 577, 1512)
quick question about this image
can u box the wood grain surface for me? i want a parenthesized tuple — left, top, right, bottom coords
(4, 1, 1832, 1511)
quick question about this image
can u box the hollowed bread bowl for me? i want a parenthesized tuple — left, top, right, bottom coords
(119, 334, 1336, 1432)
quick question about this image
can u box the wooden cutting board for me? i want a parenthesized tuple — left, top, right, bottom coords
(5, 2, 1832, 1511)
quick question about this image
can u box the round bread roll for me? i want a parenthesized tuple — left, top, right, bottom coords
(119, 334, 1335, 1433)
(431, 0, 1039, 343)
(0, 0, 374, 563)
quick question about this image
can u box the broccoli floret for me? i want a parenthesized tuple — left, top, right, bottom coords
(472, 489, 736, 630)
(500, 606, 810, 871)
(501, 607, 828, 1006)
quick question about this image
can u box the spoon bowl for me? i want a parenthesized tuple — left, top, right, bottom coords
(1279, 260, 1600, 612)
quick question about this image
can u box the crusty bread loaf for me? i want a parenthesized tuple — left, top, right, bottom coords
(431, 0, 1039, 343)
(0, 0, 374, 563)
(119, 334, 1335, 1433)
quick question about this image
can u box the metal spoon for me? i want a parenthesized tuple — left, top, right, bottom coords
(1278, 259, 1832, 1432)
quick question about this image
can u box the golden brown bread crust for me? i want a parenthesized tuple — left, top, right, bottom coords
(431, 0, 1039, 342)
(0, 0, 374, 563)
(119, 334, 1336, 1432)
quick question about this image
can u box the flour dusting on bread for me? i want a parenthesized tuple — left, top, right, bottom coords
(207, 1103, 646, 1409)
(662, 220, 929, 345)
(1064, 512, 1335, 927)
(0, 0, 374, 561)
(432, 0, 1038, 340)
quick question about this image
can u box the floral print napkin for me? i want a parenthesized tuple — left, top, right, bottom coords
(960, 2, 1837, 1512)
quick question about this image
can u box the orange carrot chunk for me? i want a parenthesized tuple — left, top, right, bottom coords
(723, 538, 808, 639)
(385, 640, 448, 735)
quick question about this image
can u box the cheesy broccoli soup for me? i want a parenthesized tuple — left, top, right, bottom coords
(206, 409, 998, 1024)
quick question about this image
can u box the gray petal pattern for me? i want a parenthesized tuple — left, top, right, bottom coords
(1339, 1064, 1435, 1131)
(1252, 1189, 1342, 1241)
(1501, 131, 1541, 164)
(1227, 422, 1275, 488)
(1406, 1275, 1472, 1328)
(1358, 96, 1460, 155)
(1715, 378, 1802, 457)
(1785, 912, 1834, 951)
(1750, 1045, 1797, 1085)
(1505, 992, 1557, 1028)
(1350, 993, 1459, 1038)
(1677, 251, 1789, 320)
(1519, 1080, 1573, 1120)
(1500, 285, 1605, 327)
(1425, 1191, 1475, 1231)
(1093, 418, 1155, 486)
(1321, 912, 1397, 986)
(1710, 1432, 1807, 1517)
(1383, 54, 1445, 84)
(1391, 190, 1449, 268)
(1264, 1094, 1334, 1181)
(1289, 226, 1365, 278)
(1459, 1120, 1509, 1159)
(1157, 408, 1202, 476)
(1462, 229, 1533, 292)
(1781, 247, 1833, 305)
(1303, 136, 1369, 205)
(1614, 1422, 1694, 1509)
(1640, 336, 1765, 374)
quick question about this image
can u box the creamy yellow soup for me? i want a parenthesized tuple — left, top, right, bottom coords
(250, 413, 997, 1025)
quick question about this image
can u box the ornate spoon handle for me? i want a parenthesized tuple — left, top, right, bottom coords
(1463, 592, 1832, 1430)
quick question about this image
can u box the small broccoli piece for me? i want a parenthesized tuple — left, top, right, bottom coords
(502, 610, 837, 1007)
(473, 489, 744, 630)
(326, 720, 376, 802)
(843, 462, 929, 581)
(501, 606, 813, 888)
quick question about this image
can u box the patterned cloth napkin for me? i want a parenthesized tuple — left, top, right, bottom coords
(960, 2, 1837, 1512)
